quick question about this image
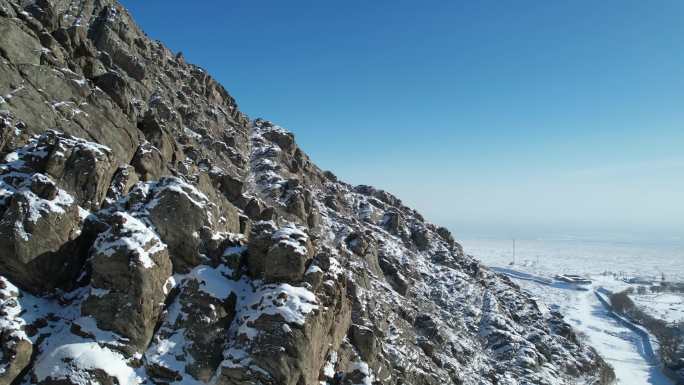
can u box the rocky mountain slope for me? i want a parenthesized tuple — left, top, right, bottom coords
(0, 1, 615, 384)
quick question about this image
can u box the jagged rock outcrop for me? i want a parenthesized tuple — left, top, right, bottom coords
(0, 1, 615, 385)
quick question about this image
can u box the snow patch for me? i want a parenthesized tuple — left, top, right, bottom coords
(34, 342, 141, 385)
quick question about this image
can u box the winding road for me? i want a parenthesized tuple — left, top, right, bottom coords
(493, 267, 674, 385)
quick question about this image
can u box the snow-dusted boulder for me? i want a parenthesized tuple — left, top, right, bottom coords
(216, 278, 351, 385)
(0, 139, 82, 293)
(247, 222, 314, 282)
(146, 264, 237, 382)
(146, 178, 217, 268)
(81, 211, 172, 351)
(39, 130, 116, 210)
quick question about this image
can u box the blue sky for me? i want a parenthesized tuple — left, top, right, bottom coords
(121, 0, 684, 240)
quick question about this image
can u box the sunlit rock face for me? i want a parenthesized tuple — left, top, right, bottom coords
(0, 1, 615, 384)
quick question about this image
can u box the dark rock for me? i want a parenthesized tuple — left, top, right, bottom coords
(345, 232, 368, 256)
(93, 71, 132, 113)
(210, 170, 243, 202)
(262, 129, 295, 153)
(29, 174, 58, 200)
(436, 226, 455, 245)
(349, 324, 377, 363)
(43, 132, 116, 210)
(285, 190, 307, 221)
(148, 280, 236, 382)
(130, 141, 164, 181)
(383, 209, 405, 236)
(244, 198, 264, 219)
(411, 227, 430, 250)
(0, 282, 33, 385)
(104, 165, 139, 205)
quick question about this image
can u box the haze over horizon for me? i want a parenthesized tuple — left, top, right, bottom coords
(121, 0, 684, 241)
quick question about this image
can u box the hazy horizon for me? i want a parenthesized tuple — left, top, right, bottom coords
(121, 0, 684, 239)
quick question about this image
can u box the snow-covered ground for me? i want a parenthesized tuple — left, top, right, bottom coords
(464, 238, 684, 385)
(463, 238, 684, 281)
(631, 293, 684, 324)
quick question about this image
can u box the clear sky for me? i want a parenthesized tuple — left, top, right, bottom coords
(120, 0, 684, 241)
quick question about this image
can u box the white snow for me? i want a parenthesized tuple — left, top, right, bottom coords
(271, 223, 309, 256)
(306, 264, 324, 275)
(236, 283, 318, 339)
(0, 276, 138, 385)
(182, 264, 235, 299)
(348, 360, 375, 385)
(631, 292, 684, 324)
(92, 212, 165, 268)
(322, 351, 337, 378)
(34, 342, 140, 385)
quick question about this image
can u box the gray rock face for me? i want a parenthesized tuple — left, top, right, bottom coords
(0, 1, 616, 385)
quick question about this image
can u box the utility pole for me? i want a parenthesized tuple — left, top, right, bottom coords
(512, 239, 516, 265)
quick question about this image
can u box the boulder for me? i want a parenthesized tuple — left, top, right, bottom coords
(349, 324, 378, 363)
(383, 209, 407, 239)
(262, 128, 295, 154)
(93, 71, 133, 114)
(411, 227, 430, 251)
(0, 187, 80, 293)
(103, 165, 139, 206)
(0, 337, 31, 385)
(247, 223, 313, 282)
(285, 190, 307, 221)
(436, 226, 455, 246)
(216, 278, 351, 385)
(378, 255, 409, 296)
(0, 132, 119, 292)
(137, 109, 179, 164)
(130, 141, 164, 181)
(415, 314, 446, 344)
(267, 227, 314, 282)
(41, 131, 116, 210)
(244, 198, 265, 219)
(81, 211, 172, 351)
(145, 177, 236, 272)
(209, 170, 244, 203)
(345, 232, 369, 256)
(147, 273, 236, 383)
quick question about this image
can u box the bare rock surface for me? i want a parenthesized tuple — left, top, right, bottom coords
(0, 1, 615, 384)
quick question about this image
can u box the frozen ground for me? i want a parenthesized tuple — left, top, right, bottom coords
(464, 238, 684, 385)
(463, 238, 684, 281)
(631, 293, 684, 324)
